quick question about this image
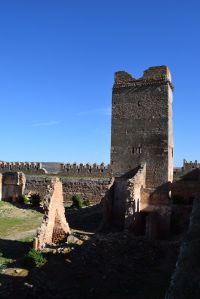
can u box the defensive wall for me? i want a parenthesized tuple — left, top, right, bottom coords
(25, 175, 112, 205)
(0, 162, 47, 175)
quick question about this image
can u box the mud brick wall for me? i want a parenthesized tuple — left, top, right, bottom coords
(25, 175, 111, 205)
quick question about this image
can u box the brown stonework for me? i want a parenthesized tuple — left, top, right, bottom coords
(0, 162, 47, 175)
(0, 173, 2, 200)
(2, 172, 26, 202)
(102, 163, 146, 231)
(25, 176, 111, 205)
(33, 177, 70, 250)
(111, 66, 173, 188)
(103, 66, 173, 236)
(60, 162, 111, 178)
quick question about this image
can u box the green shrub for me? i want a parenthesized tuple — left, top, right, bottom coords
(21, 249, 47, 269)
(71, 194, 83, 209)
(30, 194, 41, 207)
(18, 195, 29, 205)
(83, 199, 90, 206)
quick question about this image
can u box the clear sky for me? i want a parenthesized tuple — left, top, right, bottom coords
(0, 0, 199, 166)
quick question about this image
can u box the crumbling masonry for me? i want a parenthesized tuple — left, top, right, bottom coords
(103, 66, 173, 237)
(33, 178, 70, 250)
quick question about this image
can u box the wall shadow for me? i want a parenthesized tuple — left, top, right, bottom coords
(66, 204, 103, 233)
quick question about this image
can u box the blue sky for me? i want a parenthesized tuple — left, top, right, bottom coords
(0, 0, 199, 166)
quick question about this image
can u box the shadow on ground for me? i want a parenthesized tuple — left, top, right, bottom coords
(0, 239, 32, 261)
(0, 232, 181, 299)
(66, 204, 103, 232)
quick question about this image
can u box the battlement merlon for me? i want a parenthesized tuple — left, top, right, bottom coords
(114, 66, 173, 90)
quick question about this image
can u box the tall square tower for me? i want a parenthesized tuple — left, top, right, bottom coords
(111, 66, 173, 188)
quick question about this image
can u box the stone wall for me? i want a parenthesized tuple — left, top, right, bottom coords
(111, 66, 173, 188)
(59, 163, 111, 178)
(25, 175, 111, 205)
(166, 197, 200, 298)
(0, 162, 47, 175)
(0, 173, 2, 200)
(2, 172, 26, 202)
(33, 178, 70, 250)
(172, 168, 200, 204)
(101, 163, 146, 230)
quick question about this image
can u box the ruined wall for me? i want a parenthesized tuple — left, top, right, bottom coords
(183, 159, 200, 172)
(33, 178, 70, 250)
(0, 174, 2, 200)
(0, 162, 47, 175)
(172, 166, 200, 204)
(2, 172, 26, 202)
(60, 163, 111, 177)
(25, 175, 111, 205)
(166, 197, 200, 299)
(102, 163, 146, 230)
(111, 66, 173, 188)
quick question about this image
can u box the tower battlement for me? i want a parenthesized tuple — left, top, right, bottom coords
(114, 66, 173, 90)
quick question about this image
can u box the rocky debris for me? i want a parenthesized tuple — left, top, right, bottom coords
(0, 232, 181, 299)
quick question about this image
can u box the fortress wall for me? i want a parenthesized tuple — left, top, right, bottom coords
(59, 163, 111, 178)
(0, 162, 47, 175)
(25, 175, 111, 205)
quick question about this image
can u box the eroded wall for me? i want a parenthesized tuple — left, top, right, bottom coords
(25, 176, 111, 205)
(33, 178, 70, 250)
(0, 162, 47, 175)
(111, 66, 173, 188)
(2, 172, 26, 202)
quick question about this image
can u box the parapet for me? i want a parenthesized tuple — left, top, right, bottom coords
(60, 162, 111, 177)
(183, 159, 200, 171)
(114, 65, 173, 90)
(0, 162, 47, 175)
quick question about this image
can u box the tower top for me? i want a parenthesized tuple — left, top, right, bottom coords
(114, 66, 173, 90)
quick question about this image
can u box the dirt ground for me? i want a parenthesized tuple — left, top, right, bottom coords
(0, 203, 181, 299)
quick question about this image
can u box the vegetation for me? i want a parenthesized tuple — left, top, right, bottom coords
(18, 194, 29, 205)
(83, 199, 90, 206)
(0, 201, 43, 238)
(30, 193, 41, 207)
(71, 194, 83, 208)
(21, 249, 47, 269)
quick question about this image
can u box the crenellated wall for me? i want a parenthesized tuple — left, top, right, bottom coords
(59, 162, 111, 177)
(0, 162, 47, 175)
(183, 159, 200, 171)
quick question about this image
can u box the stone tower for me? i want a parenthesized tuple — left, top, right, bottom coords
(111, 66, 173, 188)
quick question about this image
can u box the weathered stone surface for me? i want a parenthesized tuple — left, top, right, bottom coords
(60, 162, 111, 177)
(111, 65, 173, 188)
(25, 176, 111, 205)
(2, 172, 26, 202)
(102, 66, 174, 236)
(101, 163, 146, 230)
(33, 177, 70, 250)
(166, 197, 200, 299)
(0, 173, 2, 201)
(0, 162, 47, 175)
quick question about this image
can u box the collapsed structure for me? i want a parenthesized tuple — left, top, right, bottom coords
(33, 177, 71, 250)
(0, 172, 26, 202)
